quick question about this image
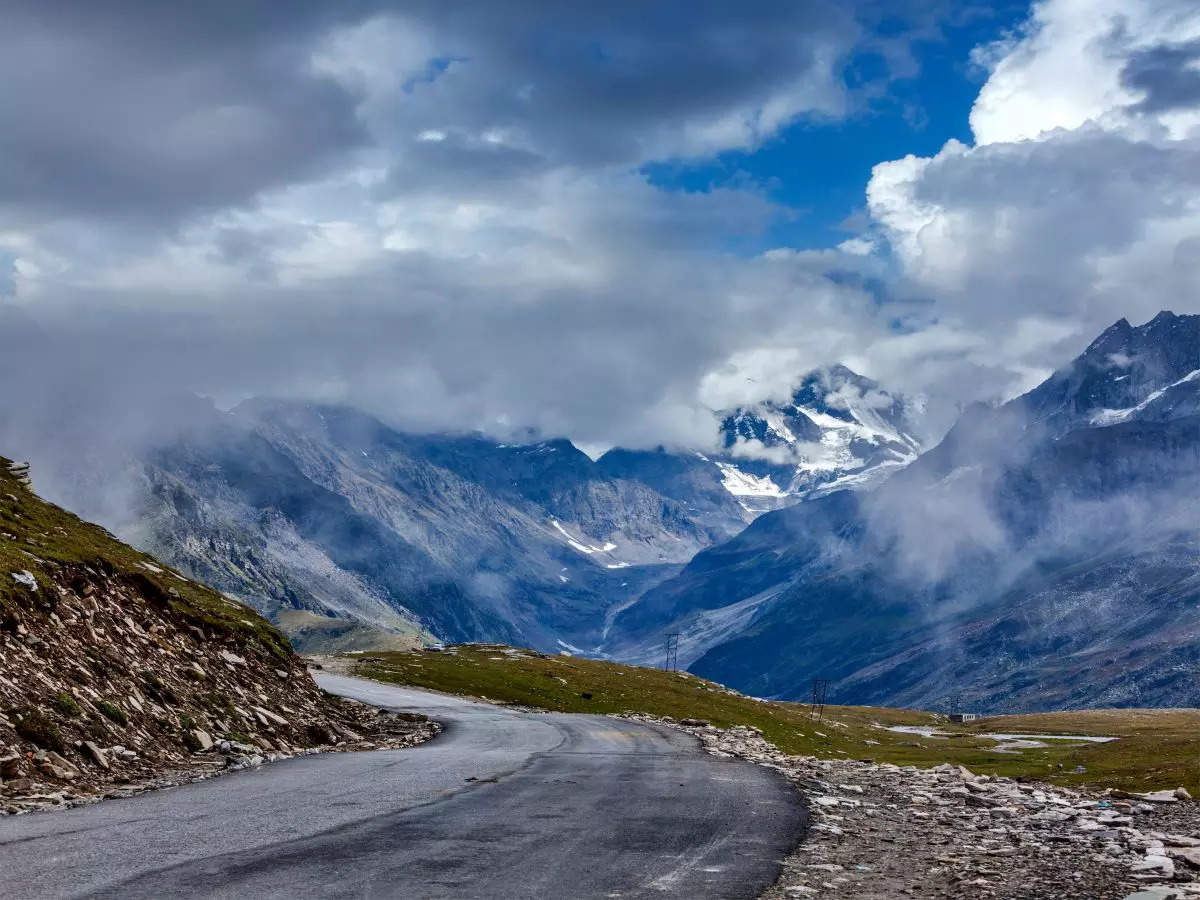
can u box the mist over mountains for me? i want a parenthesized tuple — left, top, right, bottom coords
(603, 365, 926, 516)
(0, 359, 927, 653)
(4, 312, 1200, 712)
(624, 311, 1200, 711)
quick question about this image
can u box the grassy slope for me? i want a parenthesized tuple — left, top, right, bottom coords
(0, 457, 290, 659)
(357, 645, 1200, 794)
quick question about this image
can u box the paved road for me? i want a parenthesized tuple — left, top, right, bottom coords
(0, 673, 806, 899)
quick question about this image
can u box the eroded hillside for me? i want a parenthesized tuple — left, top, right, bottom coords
(0, 458, 433, 815)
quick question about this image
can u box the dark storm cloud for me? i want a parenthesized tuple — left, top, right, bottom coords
(0, 2, 376, 227)
(0, 0, 955, 460)
(1122, 38, 1200, 114)
(404, 0, 857, 160)
(0, 1, 932, 227)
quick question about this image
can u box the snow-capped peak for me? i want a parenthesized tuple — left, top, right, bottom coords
(712, 365, 925, 509)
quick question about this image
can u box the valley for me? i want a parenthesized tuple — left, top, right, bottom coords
(8, 2, 1200, 896)
(9, 314, 1200, 716)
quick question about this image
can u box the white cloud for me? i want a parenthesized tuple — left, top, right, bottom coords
(6, 0, 1200, 463)
(0, 0, 932, 453)
(856, 0, 1200, 418)
(969, 0, 1200, 144)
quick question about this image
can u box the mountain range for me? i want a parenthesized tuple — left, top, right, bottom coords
(7, 312, 1200, 712)
(617, 311, 1200, 711)
(3, 363, 922, 658)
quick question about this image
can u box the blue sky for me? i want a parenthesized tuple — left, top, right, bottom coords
(645, 2, 1032, 250)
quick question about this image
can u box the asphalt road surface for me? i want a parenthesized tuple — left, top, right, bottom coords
(0, 673, 807, 899)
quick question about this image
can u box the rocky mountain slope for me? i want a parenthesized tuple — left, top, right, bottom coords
(610, 312, 1200, 711)
(18, 399, 746, 657)
(0, 358, 923, 660)
(599, 365, 925, 518)
(0, 458, 432, 814)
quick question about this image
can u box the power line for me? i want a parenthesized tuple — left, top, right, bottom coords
(810, 678, 829, 721)
(663, 633, 680, 672)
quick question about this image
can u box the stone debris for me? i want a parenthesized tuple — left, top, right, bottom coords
(1, 550, 438, 816)
(10, 571, 37, 591)
(621, 714, 1200, 900)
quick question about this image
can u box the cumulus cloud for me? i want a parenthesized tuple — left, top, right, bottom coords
(3, 0, 1199, 466)
(855, 0, 1200, 418)
(0, 0, 942, 454)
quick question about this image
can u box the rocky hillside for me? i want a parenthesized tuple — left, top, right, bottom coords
(0, 400, 714, 657)
(613, 312, 1200, 710)
(0, 457, 432, 815)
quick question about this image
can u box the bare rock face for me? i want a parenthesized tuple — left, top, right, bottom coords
(0, 457, 436, 815)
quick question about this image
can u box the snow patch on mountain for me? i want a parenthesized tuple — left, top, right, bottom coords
(550, 518, 615, 555)
(1091, 368, 1200, 425)
(714, 462, 786, 498)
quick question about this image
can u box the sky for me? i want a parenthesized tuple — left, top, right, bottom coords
(2, 0, 1200, 452)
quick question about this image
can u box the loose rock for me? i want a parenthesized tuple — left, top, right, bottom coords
(619, 713, 1200, 900)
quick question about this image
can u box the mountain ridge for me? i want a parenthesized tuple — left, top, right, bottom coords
(631, 311, 1200, 711)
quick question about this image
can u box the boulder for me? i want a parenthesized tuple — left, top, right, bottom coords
(251, 705, 287, 727)
(1131, 854, 1174, 876)
(965, 793, 1003, 808)
(1165, 847, 1200, 870)
(81, 741, 110, 770)
(35, 750, 80, 780)
(11, 570, 37, 591)
(190, 729, 214, 752)
(0, 750, 22, 779)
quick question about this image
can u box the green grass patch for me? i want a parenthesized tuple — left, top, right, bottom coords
(96, 699, 128, 727)
(355, 645, 1200, 794)
(54, 692, 81, 717)
(0, 455, 291, 660)
(12, 706, 65, 752)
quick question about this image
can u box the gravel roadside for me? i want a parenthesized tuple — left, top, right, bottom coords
(620, 714, 1200, 900)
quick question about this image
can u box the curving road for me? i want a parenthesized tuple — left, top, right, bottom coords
(0, 673, 806, 899)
